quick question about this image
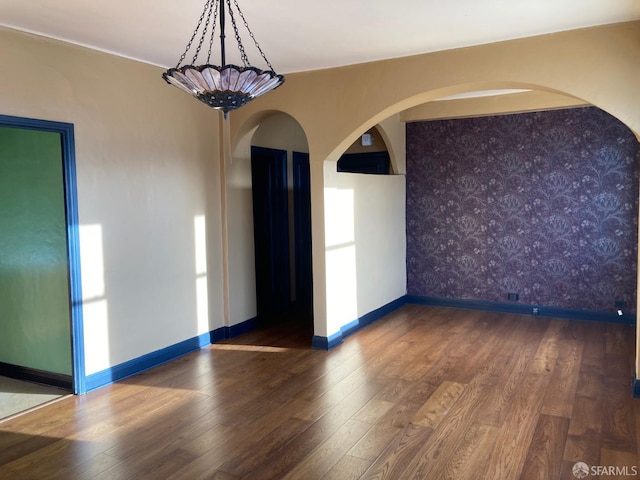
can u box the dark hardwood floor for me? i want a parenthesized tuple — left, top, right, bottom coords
(0, 305, 638, 479)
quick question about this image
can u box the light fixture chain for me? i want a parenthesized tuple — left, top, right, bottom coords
(206, 0, 220, 63)
(232, 0, 275, 71)
(191, 0, 216, 65)
(176, 0, 213, 68)
(226, 0, 250, 67)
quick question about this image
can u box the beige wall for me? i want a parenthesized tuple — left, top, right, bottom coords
(229, 22, 640, 371)
(231, 22, 640, 156)
(401, 90, 588, 122)
(323, 164, 406, 337)
(4, 20, 640, 383)
(343, 127, 386, 155)
(0, 27, 224, 375)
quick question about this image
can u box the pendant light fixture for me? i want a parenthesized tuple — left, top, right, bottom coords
(163, 0, 285, 118)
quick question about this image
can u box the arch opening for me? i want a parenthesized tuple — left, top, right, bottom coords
(227, 111, 314, 344)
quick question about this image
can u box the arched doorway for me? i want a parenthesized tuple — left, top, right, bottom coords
(228, 112, 313, 343)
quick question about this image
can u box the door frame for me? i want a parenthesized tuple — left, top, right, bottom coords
(0, 114, 85, 394)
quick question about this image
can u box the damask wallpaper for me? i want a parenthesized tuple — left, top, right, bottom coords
(406, 107, 640, 313)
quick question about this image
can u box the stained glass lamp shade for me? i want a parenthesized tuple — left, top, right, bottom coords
(163, 0, 284, 118)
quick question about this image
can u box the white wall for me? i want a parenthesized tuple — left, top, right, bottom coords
(0, 27, 225, 375)
(323, 163, 406, 337)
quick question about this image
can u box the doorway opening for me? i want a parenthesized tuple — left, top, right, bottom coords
(0, 114, 84, 397)
(250, 146, 313, 337)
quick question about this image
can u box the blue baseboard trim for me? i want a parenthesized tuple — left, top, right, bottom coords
(312, 296, 409, 350)
(210, 326, 227, 344)
(209, 317, 256, 343)
(345, 296, 409, 337)
(312, 331, 344, 350)
(405, 295, 636, 325)
(85, 331, 212, 392)
(226, 317, 258, 338)
(85, 317, 260, 392)
(210, 317, 258, 343)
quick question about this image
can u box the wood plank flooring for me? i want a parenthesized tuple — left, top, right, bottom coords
(0, 305, 638, 479)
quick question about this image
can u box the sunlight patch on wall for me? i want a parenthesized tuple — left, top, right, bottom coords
(82, 299, 110, 375)
(194, 215, 209, 334)
(325, 187, 357, 334)
(325, 187, 355, 247)
(79, 224, 104, 300)
(79, 224, 110, 375)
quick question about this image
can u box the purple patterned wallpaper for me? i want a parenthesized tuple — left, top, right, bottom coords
(406, 107, 640, 313)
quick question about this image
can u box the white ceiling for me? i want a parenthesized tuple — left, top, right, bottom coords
(1, 0, 639, 74)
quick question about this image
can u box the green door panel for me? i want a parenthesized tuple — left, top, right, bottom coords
(0, 127, 72, 375)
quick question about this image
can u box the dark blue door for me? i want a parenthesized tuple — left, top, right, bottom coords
(251, 146, 290, 324)
(293, 151, 313, 320)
